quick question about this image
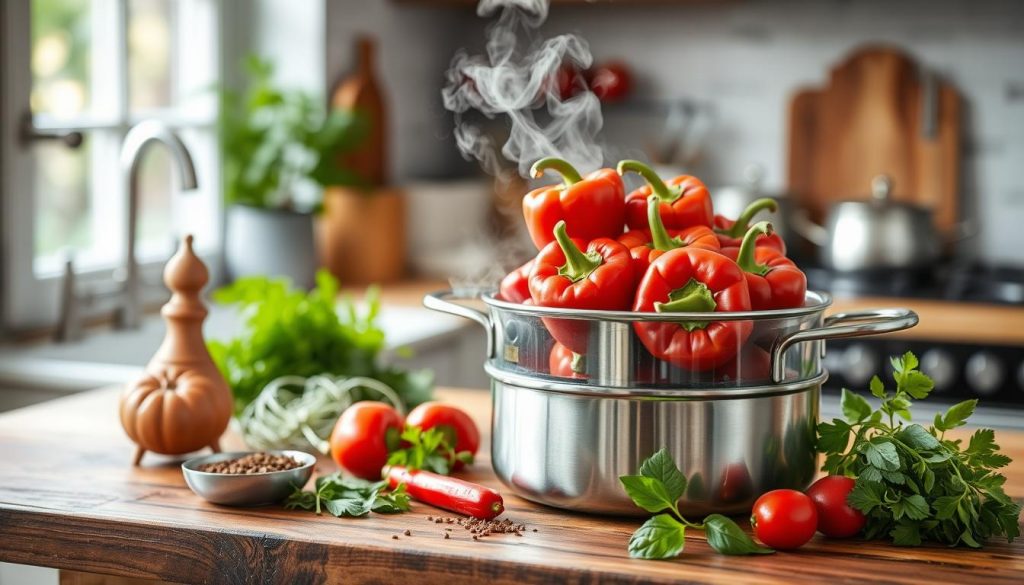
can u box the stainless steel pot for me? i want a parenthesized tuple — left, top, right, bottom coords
(425, 290, 918, 515)
(793, 175, 949, 271)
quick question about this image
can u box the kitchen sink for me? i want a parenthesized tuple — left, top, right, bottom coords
(0, 303, 484, 410)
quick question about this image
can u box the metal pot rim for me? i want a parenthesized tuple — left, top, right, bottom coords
(480, 290, 833, 321)
(485, 362, 828, 399)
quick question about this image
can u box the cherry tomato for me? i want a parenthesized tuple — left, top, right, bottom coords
(806, 475, 866, 538)
(405, 402, 480, 470)
(329, 401, 403, 480)
(750, 489, 818, 549)
(549, 342, 586, 379)
(588, 61, 632, 102)
(553, 62, 587, 101)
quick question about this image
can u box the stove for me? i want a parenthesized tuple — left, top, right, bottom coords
(803, 262, 1024, 421)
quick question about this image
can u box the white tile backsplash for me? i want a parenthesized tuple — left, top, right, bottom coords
(322, 0, 1024, 265)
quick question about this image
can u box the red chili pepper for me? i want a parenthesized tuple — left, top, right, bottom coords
(522, 158, 625, 250)
(618, 195, 721, 282)
(549, 342, 586, 379)
(632, 247, 752, 371)
(617, 160, 713, 231)
(386, 466, 504, 520)
(713, 198, 786, 254)
(529, 220, 634, 354)
(720, 221, 807, 310)
(498, 259, 534, 304)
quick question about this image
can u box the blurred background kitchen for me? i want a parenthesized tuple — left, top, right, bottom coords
(1, 0, 1022, 422)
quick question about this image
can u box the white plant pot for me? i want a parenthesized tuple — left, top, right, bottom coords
(225, 205, 317, 288)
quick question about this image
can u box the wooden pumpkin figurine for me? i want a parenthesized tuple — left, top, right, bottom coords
(120, 235, 233, 465)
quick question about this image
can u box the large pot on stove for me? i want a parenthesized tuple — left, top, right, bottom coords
(425, 290, 918, 516)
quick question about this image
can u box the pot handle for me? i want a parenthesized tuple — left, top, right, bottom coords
(771, 308, 919, 383)
(423, 290, 494, 359)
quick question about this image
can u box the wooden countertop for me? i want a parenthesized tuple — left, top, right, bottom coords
(1, 388, 1022, 584)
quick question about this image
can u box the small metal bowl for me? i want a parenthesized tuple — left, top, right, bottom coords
(181, 450, 316, 506)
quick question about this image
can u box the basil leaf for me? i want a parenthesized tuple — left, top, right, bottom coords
(891, 521, 922, 546)
(847, 480, 885, 513)
(841, 388, 872, 423)
(620, 475, 677, 514)
(638, 448, 687, 502)
(627, 514, 686, 559)
(702, 514, 774, 555)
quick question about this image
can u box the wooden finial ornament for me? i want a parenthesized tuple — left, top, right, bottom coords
(119, 235, 233, 465)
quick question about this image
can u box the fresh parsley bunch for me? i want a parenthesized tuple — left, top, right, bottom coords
(817, 352, 1020, 547)
(619, 449, 774, 559)
(284, 473, 411, 517)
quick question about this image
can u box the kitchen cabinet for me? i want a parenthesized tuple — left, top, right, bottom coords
(1, 386, 1021, 584)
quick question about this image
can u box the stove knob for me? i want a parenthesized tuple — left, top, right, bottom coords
(920, 349, 955, 392)
(966, 352, 1004, 397)
(843, 343, 877, 387)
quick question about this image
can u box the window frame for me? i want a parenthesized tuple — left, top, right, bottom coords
(0, 0, 242, 333)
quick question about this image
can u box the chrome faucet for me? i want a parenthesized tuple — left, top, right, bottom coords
(56, 121, 198, 341)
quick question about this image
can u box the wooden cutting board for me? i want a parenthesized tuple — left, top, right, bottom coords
(787, 46, 961, 232)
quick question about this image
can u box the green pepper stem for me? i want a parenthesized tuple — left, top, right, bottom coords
(647, 195, 681, 252)
(553, 220, 602, 283)
(735, 221, 773, 276)
(570, 352, 586, 375)
(725, 198, 778, 238)
(617, 159, 682, 203)
(531, 157, 583, 188)
(655, 279, 718, 313)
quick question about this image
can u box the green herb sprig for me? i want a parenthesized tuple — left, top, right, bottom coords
(620, 449, 774, 559)
(386, 426, 474, 476)
(284, 473, 411, 517)
(817, 351, 1020, 547)
(208, 270, 434, 414)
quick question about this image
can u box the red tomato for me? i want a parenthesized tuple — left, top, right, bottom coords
(806, 476, 866, 538)
(330, 401, 404, 480)
(405, 402, 480, 470)
(588, 61, 632, 102)
(751, 489, 818, 549)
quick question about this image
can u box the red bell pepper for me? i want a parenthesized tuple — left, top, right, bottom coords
(498, 259, 534, 304)
(720, 221, 806, 310)
(715, 344, 771, 385)
(617, 160, 713, 231)
(529, 220, 634, 354)
(549, 342, 586, 379)
(619, 195, 720, 282)
(632, 247, 752, 371)
(714, 198, 786, 254)
(523, 158, 625, 250)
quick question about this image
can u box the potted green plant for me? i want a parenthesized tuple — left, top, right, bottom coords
(220, 56, 364, 288)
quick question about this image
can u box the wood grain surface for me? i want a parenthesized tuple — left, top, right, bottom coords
(1, 387, 1022, 585)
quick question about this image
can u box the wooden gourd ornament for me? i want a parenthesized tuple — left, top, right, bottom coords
(120, 235, 232, 465)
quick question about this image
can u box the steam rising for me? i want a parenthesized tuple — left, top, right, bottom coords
(442, 0, 604, 177)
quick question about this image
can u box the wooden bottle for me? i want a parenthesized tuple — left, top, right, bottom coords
(331, 35, 387, 187)
(119, 235, 233, 465)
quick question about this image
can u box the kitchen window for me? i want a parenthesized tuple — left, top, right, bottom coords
(1, 0, 225, 330)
